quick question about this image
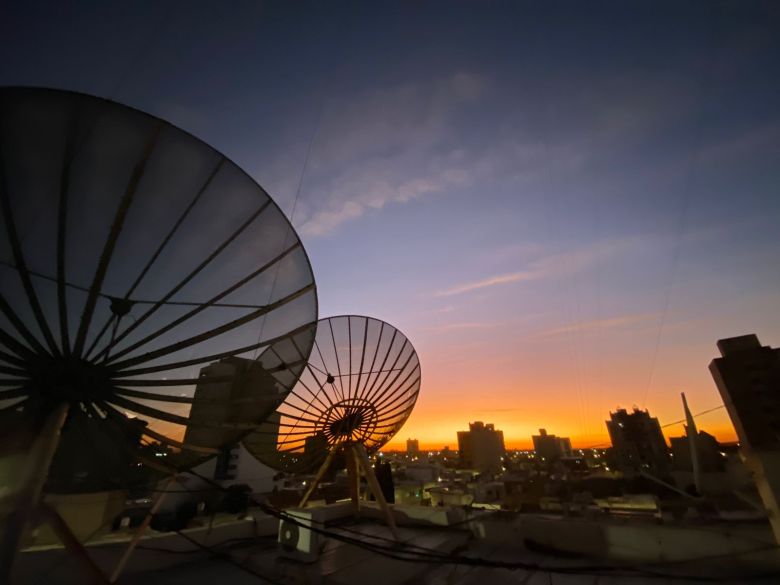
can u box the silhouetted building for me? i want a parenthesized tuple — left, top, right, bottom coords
(406, 438, 420, 455)
(374, 460, 395, 503)
(47, 414, 161, 494)
(457, 421, 505, 473)
(532, 428, 573, 461)
(710, 334, 780, 450)
(304, 432, 329, 460)
(606, 408, 669, 475)
(670, 430, 724, 472)
(186, 357, 284, 491)
(214, 446, 238, 480)
(710, 334, 780, 544)
(184, 356, 281, 450)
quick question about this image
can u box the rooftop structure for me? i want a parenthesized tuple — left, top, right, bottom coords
(710, 334, 780, 544)
(532, 428, 573, 462)
(670, 430, 724, 473)
(709, 334, 780, 450)
(606, 408, 669, 476)
(457, 421, 505, 473)
(184, 357, 281, 453)
(14, 503, 780, 584)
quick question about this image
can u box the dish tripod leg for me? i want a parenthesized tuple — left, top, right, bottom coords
(37, 503, 110, 584)
(299, 447, 339, 508)
(350, 443, 399, 541)
(346, 446, 361, 515)
(110, 475, 176, 583)
(0, 404, 108, 583)
(296, 443, 399, 541)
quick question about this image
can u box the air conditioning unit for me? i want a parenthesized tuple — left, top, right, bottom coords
(278, 508, 322, 563)
(277, 503, 352, 563)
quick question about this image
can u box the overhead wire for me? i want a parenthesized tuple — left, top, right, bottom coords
(106, 0, 182, 101)
(21, 461, 779, 585)
(641, 1, 723, 410)
(25, 405, 756, 585)
(254, 500, 780, 582)
(533, 60, 590, 447)
(248, 51, 327, 365)
(172, 529, 285, 585)
(576, 404, 727, 451)
(145, 463, 777, 584)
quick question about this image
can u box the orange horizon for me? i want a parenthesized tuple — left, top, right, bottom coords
(141, 406, 739, 455)
(383, 420, 739, 452)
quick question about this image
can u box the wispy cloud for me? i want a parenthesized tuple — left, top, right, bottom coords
(299, 167, 466, 237)
(290, 67, 709, 238)
(540, 312, 660, 337)
(434, 239, 627, 298)
(432, 321, 502, 332)
(434, 271, 536, 297)
(293, 72, 487, 237)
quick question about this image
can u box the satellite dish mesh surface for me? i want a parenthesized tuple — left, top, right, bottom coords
(0, 87, 317, 494)
(243, 315, 420, 474)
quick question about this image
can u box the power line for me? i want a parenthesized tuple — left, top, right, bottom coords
(260, 501, 778, 582)
(173, 529, 285, 585)
(170, 465, 774, 583)
(660, 405, 726, 430)
(641, 2, 723, 410)
(577, 404, 727, 451)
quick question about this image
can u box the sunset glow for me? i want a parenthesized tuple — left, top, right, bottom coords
(5, 2, 778, 457)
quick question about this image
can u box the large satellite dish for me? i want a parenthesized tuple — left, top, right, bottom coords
(0, 87, 318, 497)
(242, 315, 420, 476)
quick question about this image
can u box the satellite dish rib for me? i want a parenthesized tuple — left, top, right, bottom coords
(0, 87, 317, 576)
(242, 315, 420, 536)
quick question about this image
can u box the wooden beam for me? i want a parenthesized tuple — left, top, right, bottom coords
(299, 447, 339, 508)
(352, 443, 399, 541)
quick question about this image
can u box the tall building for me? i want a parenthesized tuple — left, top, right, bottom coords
(709, 335, 780, 451)
(406, 438, 420, 455)
(457, 421, 505, 473)
(669, 430, 724, 473)
(186, 357, 282, 492)
(606, 408, 669, 475)
(531, 428, 572, 461)
(184, 356, 281, 450)
(709, 334, 780, 544)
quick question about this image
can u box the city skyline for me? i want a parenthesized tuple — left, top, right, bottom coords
(3, 2, 779, 452)
(384, 401, 734, 452)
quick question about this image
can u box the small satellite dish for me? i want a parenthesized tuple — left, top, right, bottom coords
(242, 315, 420, 529)
(0, 87, 318, 498)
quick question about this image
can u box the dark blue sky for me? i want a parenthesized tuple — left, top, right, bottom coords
(3, 1, 779, 445)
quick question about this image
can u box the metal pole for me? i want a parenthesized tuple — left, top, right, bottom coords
(110, 476, 176, 583)
(681, 392, 702, 495)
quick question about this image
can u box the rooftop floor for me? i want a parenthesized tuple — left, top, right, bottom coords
(15, 505, 780, 585)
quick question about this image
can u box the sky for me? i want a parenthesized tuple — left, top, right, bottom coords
(2, 1, 780, 449)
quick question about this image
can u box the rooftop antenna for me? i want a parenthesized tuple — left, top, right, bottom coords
(243, 315, 420, 539)
(0, 87, 317, 582)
